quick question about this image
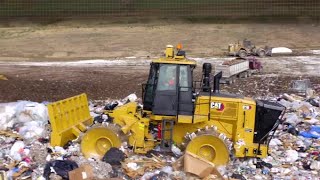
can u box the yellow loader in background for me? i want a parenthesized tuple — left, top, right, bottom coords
(48, 44, 285, 166)
(228, 39, 272, 58)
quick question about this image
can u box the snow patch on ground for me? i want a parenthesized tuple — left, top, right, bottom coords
(0, 57, 233, 67)
(309, 50, 320, 55)
(0, 59, 152, 67)
(272, 47, 292, 54)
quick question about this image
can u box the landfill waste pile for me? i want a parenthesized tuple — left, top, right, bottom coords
(0, 92, 319, 180)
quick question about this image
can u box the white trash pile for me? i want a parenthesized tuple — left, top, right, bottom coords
(0, 101, 48, 139)
(0, 93, 319, 180)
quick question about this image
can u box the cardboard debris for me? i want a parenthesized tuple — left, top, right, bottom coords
(183, 151, 223, 179)
(297, 105, 312, 119)
(69, 164, 94, 180)
(0, 75, 8, 81)
(172, 155, 184, 171)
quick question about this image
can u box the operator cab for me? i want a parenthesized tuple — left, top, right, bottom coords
(142, 45, 196, 116)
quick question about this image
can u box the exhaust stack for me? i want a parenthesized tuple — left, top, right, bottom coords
(202, 63, 212, 92)
(213, 71, 222, 93)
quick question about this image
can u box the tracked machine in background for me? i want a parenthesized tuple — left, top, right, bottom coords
(48, 44, 285, 166)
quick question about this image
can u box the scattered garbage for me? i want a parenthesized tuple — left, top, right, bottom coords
(285, 150, 299, 163)
(68, 164, 94, 180)
(171, 144, 182, 156)
(184, 151, 223, 179)
(289, 79, 312, 97)
(9, 141, 26, 161)
(102, 147, 126, 165)
(122, 155, 166, 178)
(0, 92, 319, 179)
(0, 101, 48, 139)
(299, 126, 320, 139)
(307, 98, 320, 107)
(43, 160, 79, 180)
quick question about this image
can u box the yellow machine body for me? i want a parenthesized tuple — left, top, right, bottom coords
(48, 93, 93, 147)
(48, 45, 283, 165)
(104, 95, 267, 158)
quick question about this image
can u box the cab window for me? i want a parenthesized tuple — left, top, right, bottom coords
(157, 64, 177, 91)
(179, 66, 189, 91)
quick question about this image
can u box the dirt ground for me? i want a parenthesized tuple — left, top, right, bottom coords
(0, 21, 320, 60)
(1, 56, 320, 102)
(0, 21, 320, 102)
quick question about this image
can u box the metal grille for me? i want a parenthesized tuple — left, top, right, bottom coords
(212, 102, 238, 118)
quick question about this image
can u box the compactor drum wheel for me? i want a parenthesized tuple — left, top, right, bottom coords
(186, 134, 230, 166)
(81, 126, 122, 159)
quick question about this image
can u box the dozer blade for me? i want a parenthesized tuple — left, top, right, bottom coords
(81, 126, 122, 160)
(185, 128, 230, 166)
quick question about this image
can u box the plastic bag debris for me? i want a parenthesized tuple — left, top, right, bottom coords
(127, 94, 138, 102)
(231, 173, 246, 180)
(141, 171, 159, 180)
(256, 161, 272, 169)
(127, 162, 139, 170)
(307, 98, 320, 107)
(285, 150, 299, 163)
(171, 144, 182, 156)
(94, 114, 109, 123)
(0, 101, 48, 139)
(269, 138, 283, 146)
(150, 171, 169, 180)
(287, 126, 299, 136)
(299, 126, 320, 139)
(104, 102, 119, 110)
(43, 160, 78, 180)
(9, 141, 26, 161)
(160, 166, 173, 175)
(284, 113, 301, 126)
(54, 146, 67, 155)
(310, 161, 320, 170)
(102, 147, 126, 165)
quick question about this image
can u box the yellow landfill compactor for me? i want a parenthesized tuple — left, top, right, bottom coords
(48, 44, 285, 166)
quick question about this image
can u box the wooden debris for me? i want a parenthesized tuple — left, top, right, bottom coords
(12, 167, 29, 178)
(0, 130, 23, 140)
(121, 156, 166, 178)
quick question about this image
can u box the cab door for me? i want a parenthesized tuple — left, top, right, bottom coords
(152, 64, 194, 116)
(177, 65, 193, 115)
(153, 64, 178, 115)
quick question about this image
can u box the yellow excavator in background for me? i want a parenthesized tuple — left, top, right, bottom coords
(48, 44, 285, 166)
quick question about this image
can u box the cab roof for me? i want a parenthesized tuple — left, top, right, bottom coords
(152, 57, 197, 66)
